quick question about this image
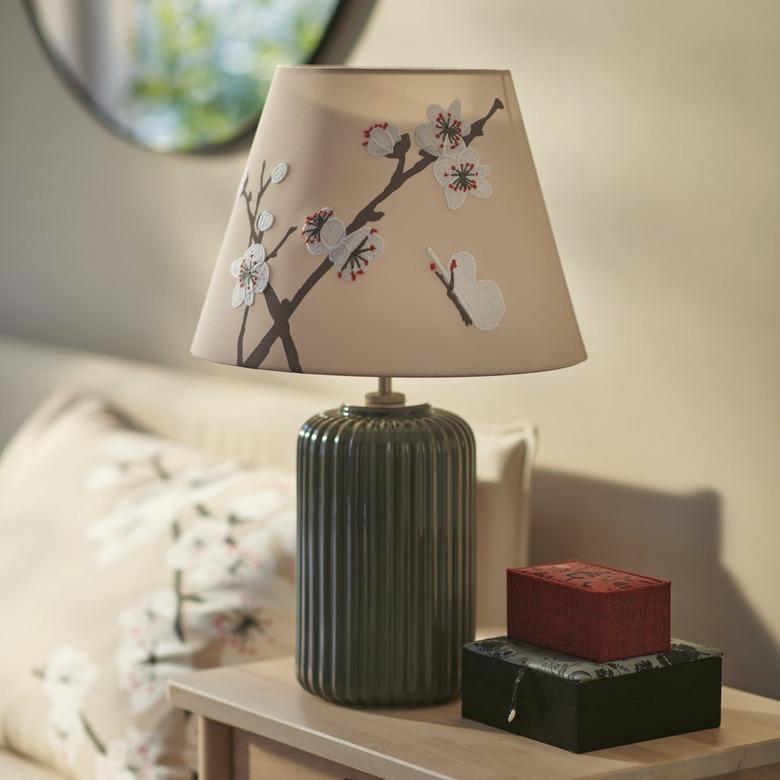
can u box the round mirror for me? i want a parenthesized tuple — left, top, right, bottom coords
(25, 0, 367, 154)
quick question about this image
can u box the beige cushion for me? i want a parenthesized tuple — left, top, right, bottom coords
(0, 392, 297, 778)
(0, 751, 65, 780)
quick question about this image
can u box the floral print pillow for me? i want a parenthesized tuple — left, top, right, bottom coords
(0, 393, 296, 779)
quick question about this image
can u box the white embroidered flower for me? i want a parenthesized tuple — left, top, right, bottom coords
(362, 122, 401, 156)
(190, 588, 269, 655)
(47, 705, 84, 766)
(427, 247, 506, 331)
(84, 433, 169, 493)
(88, 461, 240, 566)
(329, 226, 385, 282)
(184, 525, 276, 590)
(225, 527, 276, 577)
(300, 208, 341, 253)
(117, 632, 195, 713)
(95, 728, 161, 780)
(230, 243, 268, 308)
(301, 209, 385, 283)
(41, 647, 98, 711)
(414, 99, 471, 157)
(433, 147, 492, 210)
(165, 518, 232, 572)
(256, 210, 274, 232)
(119, 590, 178, 643)
(270, 162, 288, 183)
(117, 591, 197, 713)
(169, 487, 290, 580)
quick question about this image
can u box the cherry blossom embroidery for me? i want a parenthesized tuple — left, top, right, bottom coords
(256, 210, 274, 232)
(302, 209, 384, 282)
(36, 647, 99, 765)
(230, 244, 269, 308)
(242, 97, 504, 369)
(301, 208, 339, 251)
(270, 162, 288, 183)
(166, 518, 233, 572)
(41, 646, 98, 711)
(414, 99, 471, 157)
(427, 247, 505, 331)
(433, 147, 492, 210)
(117, 591, 195, 713)
(88, 460, 240, 566)
(208, 592, 270, 654)
(363, 122, 401, 156)
(233, 160, 298, 363)
(94, 727, 162, 779)
(84, 430, 180, 493)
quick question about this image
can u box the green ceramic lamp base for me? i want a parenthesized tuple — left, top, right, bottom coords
(296, 380, 476, 705)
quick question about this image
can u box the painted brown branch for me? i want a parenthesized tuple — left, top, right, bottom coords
(266, 226, 296, 261)
(254, 160, 268, 222)
(235, 161, 297, 367)
(260, 284, 301, 372)
(462, 97, 504, 146)
(433, 268, 472, 326)
(243, 97, 505, 370)
(239, 226, 299, 369)
(236, 305, 250, 365)
(240, 161, 272, 247)
(240, 183, 255, 243)
(345, 132, 414, 233)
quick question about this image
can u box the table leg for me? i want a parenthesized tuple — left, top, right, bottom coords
(198, 716, 232, 779)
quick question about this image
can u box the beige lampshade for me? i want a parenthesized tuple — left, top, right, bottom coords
(192, 66, 586, 377)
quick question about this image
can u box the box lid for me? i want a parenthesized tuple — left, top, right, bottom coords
(510, 560, 669, 594)
(466, 636, 721, 681)
(463, 636, 722, 709)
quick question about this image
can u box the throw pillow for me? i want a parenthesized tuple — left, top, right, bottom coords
(0, 391, 296, 779)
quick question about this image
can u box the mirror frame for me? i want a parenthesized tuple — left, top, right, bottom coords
(22, 0, 375, 155)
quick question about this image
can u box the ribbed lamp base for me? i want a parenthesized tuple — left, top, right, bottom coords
(296, 402, 476, 705)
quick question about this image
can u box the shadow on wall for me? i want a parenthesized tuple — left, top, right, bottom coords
(530, 469, 780, 700)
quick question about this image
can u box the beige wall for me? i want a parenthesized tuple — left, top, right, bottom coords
(1, 1, 779, 696)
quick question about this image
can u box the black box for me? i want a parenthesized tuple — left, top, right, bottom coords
(462, 636, 722, 753)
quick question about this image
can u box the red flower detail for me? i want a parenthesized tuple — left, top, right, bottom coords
(434, 111, 464, 151)
(447, 161, 479, 192)
(362, 123, 391, 146)
(301, 209, 333, 244)
(450, 259, 458, 270)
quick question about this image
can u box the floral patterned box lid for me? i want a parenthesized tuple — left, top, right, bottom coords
(465, 636, 722, 684)
(513, 560, 669, 593)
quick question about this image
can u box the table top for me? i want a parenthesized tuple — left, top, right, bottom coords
(168, 656, 780, 780)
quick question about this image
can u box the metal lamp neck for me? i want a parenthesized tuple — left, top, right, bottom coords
(365, 376, 406, 407)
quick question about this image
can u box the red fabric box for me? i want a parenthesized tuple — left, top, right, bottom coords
(507, 561, 671, 662)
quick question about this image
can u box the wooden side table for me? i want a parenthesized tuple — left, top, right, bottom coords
(168, 656, 780, 780)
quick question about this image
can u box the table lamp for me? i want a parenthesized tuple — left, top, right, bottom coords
(192, 66, 585, 706)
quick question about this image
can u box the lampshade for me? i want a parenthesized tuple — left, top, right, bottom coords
(191, 67, 586, 377)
